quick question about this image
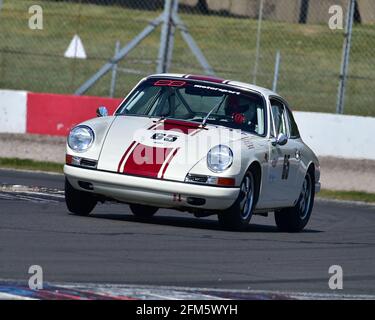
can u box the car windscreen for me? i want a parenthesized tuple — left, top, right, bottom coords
(116, 79, 266, 136)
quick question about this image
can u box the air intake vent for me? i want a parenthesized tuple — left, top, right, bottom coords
(80, 159, 97, 168)
(186, 174, 208, 183)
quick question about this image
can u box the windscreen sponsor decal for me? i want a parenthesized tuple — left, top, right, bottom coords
(193, 84, 241, 95)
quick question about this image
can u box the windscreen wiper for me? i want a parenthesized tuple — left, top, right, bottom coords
(201, 96, 226, 127)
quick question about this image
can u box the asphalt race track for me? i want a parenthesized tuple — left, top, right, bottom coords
(1, 169, 375, 299)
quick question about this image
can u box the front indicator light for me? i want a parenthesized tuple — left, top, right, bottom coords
(66, 154, 97, 169)
(217, 177, 236, 186)
(185, 174, 236, 187)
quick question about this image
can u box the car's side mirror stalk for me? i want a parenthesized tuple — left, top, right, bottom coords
(96, 106, 108, 117)
(271, 133, 288, 146)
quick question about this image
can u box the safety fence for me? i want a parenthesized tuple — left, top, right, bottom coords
(0, 0, 374, 116)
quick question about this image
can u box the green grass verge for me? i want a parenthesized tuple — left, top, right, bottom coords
(1, 157, 375, 203)
(318, 189, 375, 204)
(0, 1, 374, 116)
(0, 158, 63, 174)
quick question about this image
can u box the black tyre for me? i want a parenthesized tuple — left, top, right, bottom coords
(218, 170, 256, 231)
(275, 171, 315, 232)
(130, 204, 158, 218)
(65, 178, 97, 216)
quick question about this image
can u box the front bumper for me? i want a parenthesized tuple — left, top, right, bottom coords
(64, 165, 240, 210)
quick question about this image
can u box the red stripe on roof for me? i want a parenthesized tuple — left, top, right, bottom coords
(161, 119, 201, 134)
(185, 75, 225, 84)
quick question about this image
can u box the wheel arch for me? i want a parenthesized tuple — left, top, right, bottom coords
(307, 162, 315, 179)
(306, 162, 316, 192)
(248, 161, 262, 206)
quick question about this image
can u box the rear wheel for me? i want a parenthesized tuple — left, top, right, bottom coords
(218, 171, 256, 231)
(275, 171, 314, 232)
(130, 204, 158, 218)
(65, 178, 97, 216)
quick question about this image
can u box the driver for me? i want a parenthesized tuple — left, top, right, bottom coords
(225, 95, 257, 130)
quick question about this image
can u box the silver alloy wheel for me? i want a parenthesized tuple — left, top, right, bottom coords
(298, 174, 312, 219)
(240, 174, 254, 220)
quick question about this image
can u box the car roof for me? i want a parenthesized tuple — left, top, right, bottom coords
(148, 73, 278, 98)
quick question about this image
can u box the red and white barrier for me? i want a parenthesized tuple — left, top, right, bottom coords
(0, 90, 27, 134)
(0, 89, 374, 160)
(27, 92, 121, 136)
(0, 89, 121, 136)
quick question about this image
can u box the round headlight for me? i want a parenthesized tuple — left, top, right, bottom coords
(68, 126, 94, 152)
(207, 145, 233, 173)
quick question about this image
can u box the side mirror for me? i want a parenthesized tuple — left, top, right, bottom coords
(96, 106, 108, 117)
(272, 133, 288, 146)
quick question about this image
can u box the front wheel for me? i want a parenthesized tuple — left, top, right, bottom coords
(130, 204, 158, 218)
(65, 178, 97, 216)
(274, 171, 315, 232)
(218, 171, 256, 231)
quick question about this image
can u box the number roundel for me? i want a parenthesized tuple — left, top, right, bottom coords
(151, 133, 178, 142)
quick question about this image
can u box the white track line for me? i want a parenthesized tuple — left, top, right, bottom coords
(57, 283, 375, 300)
(0, 293, 36, 300)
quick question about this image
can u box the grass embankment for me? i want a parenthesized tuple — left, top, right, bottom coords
(318, 189, 375, 204)
(0, 158, 63, 174)
(0, 1, 374, 115)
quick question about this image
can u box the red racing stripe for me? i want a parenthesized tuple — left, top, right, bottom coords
(117, 122, 161, 172)
(118, 120, 200, 178)
(159, 119, 201, 135)
(160, 148, 179, 179)
(123, 144, 173, 178)
(185, 75, 225, 83)
(117, 141, 137, 172)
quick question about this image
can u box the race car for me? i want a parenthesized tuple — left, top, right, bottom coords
(64, 74, 320, 231)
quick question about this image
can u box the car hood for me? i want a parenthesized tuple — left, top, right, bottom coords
(97, 116, 245, 182)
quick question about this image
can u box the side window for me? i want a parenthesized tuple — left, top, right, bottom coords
(270, 99, 288, 137)
(284, 107, 300, 138)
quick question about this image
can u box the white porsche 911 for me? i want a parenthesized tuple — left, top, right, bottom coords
(64, 74, 320, 231)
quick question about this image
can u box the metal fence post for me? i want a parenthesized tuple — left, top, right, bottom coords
(272, 50, 281, 92)
(75, 14, 163, 95)
(252, 0, 264, 85)
(336, 0, 355, 114)
(157, 0, 174, 74)
(166, 0, 179, 72)
(109, 40, 120, 98)
(173, 13, 215, 75)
